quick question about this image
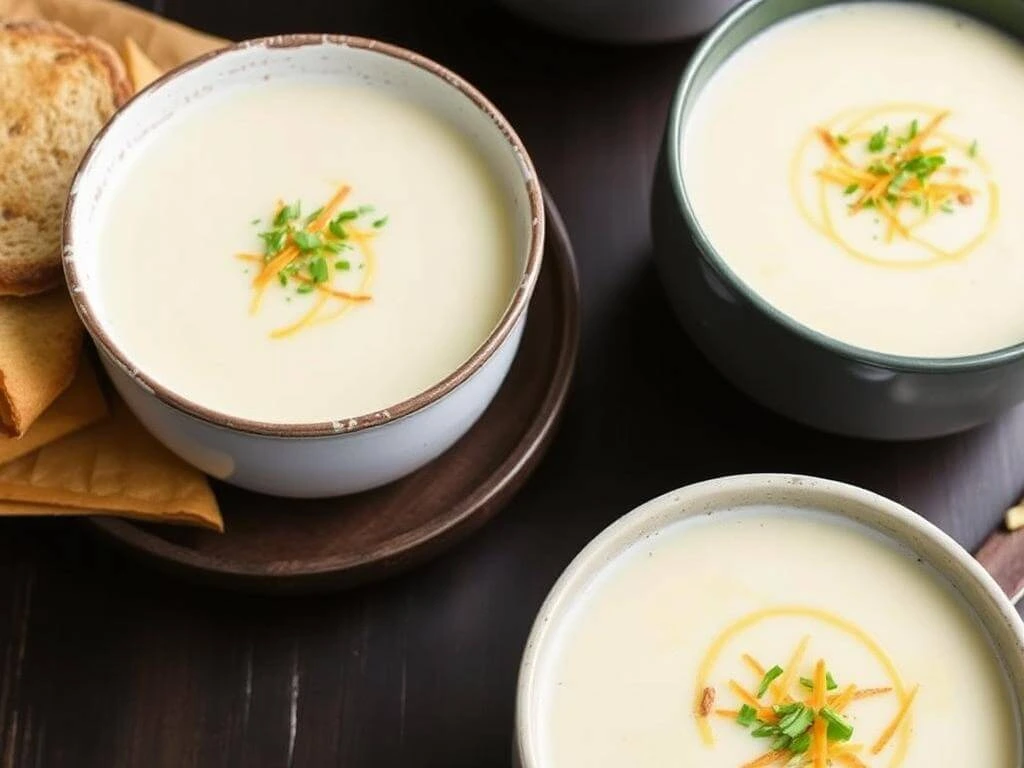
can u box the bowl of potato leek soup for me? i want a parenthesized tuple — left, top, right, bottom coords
(652, 0, 1024, 439)
(516, 475, 1024, 768)
(64, 35, 543, 497)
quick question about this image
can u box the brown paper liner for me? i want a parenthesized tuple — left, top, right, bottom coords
(0, 0, 227, 530)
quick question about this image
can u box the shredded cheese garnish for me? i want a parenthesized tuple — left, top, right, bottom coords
(792, 103, 998, 268)
(239, 184, 386, 338)
(871, 685, 919, 756)
(694, 607, 917, 767)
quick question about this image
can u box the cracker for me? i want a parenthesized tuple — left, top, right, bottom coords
(0, 290, 83, 436)
(0, 398, 223, 531)
(0, 356, 107, 465)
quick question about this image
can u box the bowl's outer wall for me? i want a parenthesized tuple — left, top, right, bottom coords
(651, 0, 1024, 439)
(494, 0, 743, 43)
(100, 314, 526, 498)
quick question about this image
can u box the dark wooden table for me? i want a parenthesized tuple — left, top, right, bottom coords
(1, 1, 1021, 765)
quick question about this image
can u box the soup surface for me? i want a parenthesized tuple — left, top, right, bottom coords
(98, 81, 516, 423)
(683, 2, 1024, 357)
(536, 508, 1020, 767)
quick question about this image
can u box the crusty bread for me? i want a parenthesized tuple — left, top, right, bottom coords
(0, 20, 131, 296)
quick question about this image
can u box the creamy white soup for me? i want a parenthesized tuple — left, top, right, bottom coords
(683, 2, 1024, 357)
(97, 82, 516, 423)
(537, 509, 1020, 767)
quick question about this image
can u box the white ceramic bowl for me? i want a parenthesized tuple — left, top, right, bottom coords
(515, 474, 1024, 766)
(63, 36, 544, 498)
(495, 0, 744, 43)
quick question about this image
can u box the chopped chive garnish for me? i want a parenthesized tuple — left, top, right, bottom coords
(250, 217, 261, 225)
(843, 183, 859, 195)
(277, 272, 288, 287)
(260, 229, 285, 255)
(799, 672, 837, 691)
(779, 705, 815, 738)
(335, 259, 351, 270)
(357, 204, 375, 214)
(292, 231, 322, 252)
(819, 707, 854, 742)
(756, 666, 785, 698)
(737, 704, 758, 727)
(969, 139, 979, 158)
(770, 734, 792, 751)
(274, 201, 300, 226)
(373, 215, 389, 228)
(868, 125, 889, 152)
(836, 134, 849, 146)
(309, 256, 329, 284)
(305, 206, 324, 224)
(790, 731, 812, 754)
(296, 283, 315, 294)
(751, 722, 777, 738)
(335, 210, 360, 222)
(328, 219, 349, 240)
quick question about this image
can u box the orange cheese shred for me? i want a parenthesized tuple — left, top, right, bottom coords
(871, 685, 919, 756)
(742, 654, 766, 679)
(741, 749, 790, 768)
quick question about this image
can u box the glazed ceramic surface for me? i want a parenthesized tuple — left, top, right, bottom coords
(495, 0, 742, 43)
(515, 474, 1024, 767)
(652, 0, 1024, 439)
(64, 36, 544, 497)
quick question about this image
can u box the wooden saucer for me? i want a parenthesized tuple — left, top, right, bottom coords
(88, 190, 579, 593)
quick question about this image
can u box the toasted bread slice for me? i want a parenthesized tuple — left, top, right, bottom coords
(0, 21, 131, 296)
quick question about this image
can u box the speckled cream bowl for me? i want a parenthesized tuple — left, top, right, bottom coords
(515, 474, 1024, 767)
(651, 0, 1024, 440)
(64, 35, 544, 498)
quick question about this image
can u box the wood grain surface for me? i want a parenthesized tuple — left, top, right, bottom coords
(0, 0, 1021, 766)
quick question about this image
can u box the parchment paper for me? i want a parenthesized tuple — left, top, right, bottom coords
(0, 0, 225, 68)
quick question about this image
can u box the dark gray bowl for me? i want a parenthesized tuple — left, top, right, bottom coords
(652, 0, 1024, 440)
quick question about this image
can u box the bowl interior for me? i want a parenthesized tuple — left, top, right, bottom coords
(64, 36, 542, 433)
(516, 474, 1024, 764)
(668, 0, 1024, 373)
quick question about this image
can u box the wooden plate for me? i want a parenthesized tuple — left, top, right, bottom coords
(88, 190, 579, 593)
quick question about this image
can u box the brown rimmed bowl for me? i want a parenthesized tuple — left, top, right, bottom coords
(63, 35, 544, 497)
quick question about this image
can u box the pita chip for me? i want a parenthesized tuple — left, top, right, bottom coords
(122, 35, 162, 91)
(0, 398, 223, 531)
(0, 356, 107, 465)
(0, 290, 83, 436)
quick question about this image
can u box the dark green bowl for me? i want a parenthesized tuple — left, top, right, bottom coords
(652, 0, 1024, 440)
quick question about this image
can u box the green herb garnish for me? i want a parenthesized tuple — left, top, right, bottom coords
(756, 666, 785, 698)
(799, 672, 838, 691)
(292, 230, 322, 252)
(736, 704, 758, 727)
(843, 183, 859, 195)
(819, 707, 854, 742)
(868, 125, 889, 152)
(969, 139, 979, 158)
(274, 201, 301, 227)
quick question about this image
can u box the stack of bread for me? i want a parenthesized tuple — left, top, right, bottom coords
(0, 20, 221, 529)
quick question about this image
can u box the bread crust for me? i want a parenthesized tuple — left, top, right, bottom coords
(0, 20, 132, 296)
